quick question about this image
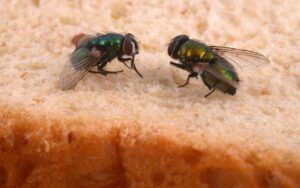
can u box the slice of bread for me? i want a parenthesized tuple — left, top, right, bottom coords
(0, 0, 299, 187)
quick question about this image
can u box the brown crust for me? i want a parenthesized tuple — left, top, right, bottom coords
(0, 106, 299, 188)
(0, 106, 126, 188)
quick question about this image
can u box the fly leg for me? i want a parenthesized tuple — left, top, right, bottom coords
(89, 69, 124, 76)
(204, 88, 216, 97)
(170, 61, 190, 72)
(118, 56, 132, 69)
(170, 61, 198, 87)
(178, 72, 198, 88)
(119, 55, 143, 78)
(204, 81, 219, 98)
(89, 61, 123, 76)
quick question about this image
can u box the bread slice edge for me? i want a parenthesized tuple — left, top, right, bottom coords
(0, 105, 299, 188)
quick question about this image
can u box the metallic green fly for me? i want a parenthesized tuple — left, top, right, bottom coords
(168, 35, 270, 97)
(59, 33, 142, 91)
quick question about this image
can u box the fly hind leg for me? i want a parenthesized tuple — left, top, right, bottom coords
(204, 81, 219, 98)
(204, 88, 216, 97)
(89, 69, 123, 76)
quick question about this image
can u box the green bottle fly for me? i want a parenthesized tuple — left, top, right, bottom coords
(168, 35, 269, 97)
(60, 33, 142, 91)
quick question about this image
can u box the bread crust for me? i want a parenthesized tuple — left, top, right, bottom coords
(0, 106, 299, 188)
(0, 106, 126, 188)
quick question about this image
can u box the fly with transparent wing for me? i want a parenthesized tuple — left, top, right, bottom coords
(168, 35, 270, 97)
(59, 46, 105, 91)
(59, 33, 143, 91)
(200, 46, 270, 96)
(209, 45, 270, 68)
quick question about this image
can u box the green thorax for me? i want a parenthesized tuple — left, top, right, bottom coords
(90, 33, 123, 60)
(177, 40, 214, 62)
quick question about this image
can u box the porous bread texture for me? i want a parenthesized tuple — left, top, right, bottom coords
(0, 0, 299, 187)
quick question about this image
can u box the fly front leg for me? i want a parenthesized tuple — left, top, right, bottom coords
(170, 61, 189, 72)
(178, 72, 198, 88)
(118, 56, 132, 69)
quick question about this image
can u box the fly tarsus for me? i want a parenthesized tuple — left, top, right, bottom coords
(178, 72, 198, 88)
(204, 87, 216, 97)
(204, 81, 219, 97)
(88, 69, 123, 76)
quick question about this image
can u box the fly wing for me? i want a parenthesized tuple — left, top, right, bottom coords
(196, 55, 239, 88)
(59, 46, 104, 91)
(70, 47, 94, 69)
(72, 34, 96, 48)
(209, 46, 270, 69)
(59, 64, 91, 91)
(202, 65, 239, 88)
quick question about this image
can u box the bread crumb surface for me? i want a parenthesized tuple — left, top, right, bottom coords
(1, 0, 299, 148)
(0, 0, 299, 187)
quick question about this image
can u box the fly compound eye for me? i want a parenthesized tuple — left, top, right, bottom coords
(168, 35, 189, 59)
(168, 40, 177, 57)
(123, 36, 134, 55)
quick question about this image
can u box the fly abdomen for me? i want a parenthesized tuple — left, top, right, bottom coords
(201, 71, 237, 95)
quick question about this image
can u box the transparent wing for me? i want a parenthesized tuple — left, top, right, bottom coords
(194, 52, 240, 87)
(59, 47, 104, 91)
(70, 47, 93, 69)
(72, 34, 96, 48)
(202, 65, 239, 88)
(59, 65, 90, 91)
(209, 46, 270, 69)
